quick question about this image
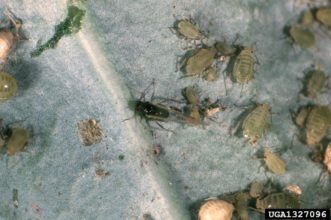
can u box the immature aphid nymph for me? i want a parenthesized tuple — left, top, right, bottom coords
(232, 47, 255, 84)
(303, 67, 326, 98)
(6, 127, 28, 156)
(294, 106, 309, 128)
(181, 47, 217, 77)
(198, 199, 234, 220)
(234, 193, 250, 220)
(301, 10, 314, 27)
(172, 19, 202, 40)
(256, 192, 300, 213)
(242, 104, 271, 144)
(289, 25, 315, 48)
(305, 106, 331, 146)
(182, 85, 200, 105)
(264, 147, 286, 175)
(316, 8, 331, 27)
(249, 181, 263, 198)
(0, 71, 17, 100)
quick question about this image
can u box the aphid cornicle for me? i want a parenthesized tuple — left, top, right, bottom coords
(263, 147, 286, 175)
(6, 127, 28, 156)
(172, 19, 203, 41)
(303, 67, 326, 98)
(242, 104, 271, 144)
(198, 199, 234, 220)
(255, 192, 300, 213)
(181, 47, 217, 77)
(232, 47, 255, 84)
(305, 105, 331, 146)
(316, 8, 331, 27)
(289, 25, 315, 48)
(0, 71, 17, 100)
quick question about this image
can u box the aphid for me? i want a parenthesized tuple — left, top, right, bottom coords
(303, 66, 326, 98)
(289, 25, 315, 48)
(301, 10, 313, 27)
(181, 47, 217, 77)
(284, 184, 302, 197)
(242, 104, 271, 144)
(323, 143, 331, 172)
(6, 127, 28, 156)
(256, 192, 300, 213)
(316, 8, 331, 27)
(263, 147, 286, 175)
(182, 85, 200, 105)
(171, 19, 203, 41)
(214, 41, 238, 58)
(249, 181, 263, 198)
(305, 106, 331, 146)
(294, 106, 309, 128)
(198, 199, 234, 220)
(183, 104, 201, 124)
(0, 71, 17, 100)
(202, 66, 218, 81)
(232, 47, 255, 84)
(77, 119, 103, 146)
(234, 192, 250, 220)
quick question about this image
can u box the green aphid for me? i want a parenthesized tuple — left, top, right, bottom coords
(301, 10, 314, 27)
(289, 25, 315, 48)
(256, 192, 300, 213)
(316, 8, 331, 27)
(202, 66, 218, 81)
(0, 71, 17, 101)
(6, 127, 28, 156)
(305, 105, 331, 146)
(172, 19, 203, 40)
(303, 67, 326, 98)
(181, 47, 217, 77)
(182, 85, 200, 105)
(264, 147, 286, 175)
(242, 104, 271, 144)
(232, 47, 255, 84)
(31, 5, 85, 57)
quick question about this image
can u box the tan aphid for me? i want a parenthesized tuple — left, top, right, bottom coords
(77, 119, 103, 146)
(301, 10, 313, 26)
(203, 67, 217, 81)
(284, 184, 302, 197)
(316, 8, 331, 27)
(323, 143, 331, 172)
(249, 181, 263, 198)
(199, 199, 234, 220)
(234, 193, 250, 220)
(182, 85, 200, 105)
(6, 127, 28, 156)
(305, 106, 331, 146)
(176, 19, 202, 40)
(264, 147, 286, 175)
(294, 106, 309, 128)
(0, 71, 17, 100)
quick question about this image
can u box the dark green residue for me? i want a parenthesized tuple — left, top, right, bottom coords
(118, 155, 125, 161)
(12, 188, 18, 208)
(31, 6, 85, 57)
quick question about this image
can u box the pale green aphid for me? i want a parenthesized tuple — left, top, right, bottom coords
(173, 19, 202, 40)
(264, 147, 286, 175)
(232, 47, 255, 84)
(6, 127, 28, 156)
(256, 192, 300, 213)
(181, 47, 217, 77)
(0, 71, 17, 100)
(289, 25, 315, 48)
(304, 66, 326, 98)
(316, 8, 331, 27)
(242, 104, 271, 144)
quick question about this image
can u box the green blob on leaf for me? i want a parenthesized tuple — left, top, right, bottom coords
(31, 6, 85, 57)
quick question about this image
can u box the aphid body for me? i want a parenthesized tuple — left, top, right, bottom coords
(214, 41, 238, 57)
(234, 193, 250, 220)
(242, 104, 271, 143)
(202, 67, 217, 81)
(301, 10, 313, 27)
(249, 181, 263, 198)
(232, 47, 255, 84)
(174, 19, 202, 40)
(264, 148, 286, 175)
(289, 25, 315, 48)
(316, 8, 331, 27)
(256, 192, 300, 213)
(182, 47, 216, 77)
(295, 106, 309, 128)
(305, 106, 331, 146)
(182, 85, 200, 105)
(0, 71, 17, 100)
(304, 68, 326, 98)
(323, 143, 331, 172)
(6, 127, 28, 156)
(198, 199, 234, 220)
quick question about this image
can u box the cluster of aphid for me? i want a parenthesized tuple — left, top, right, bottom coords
(0, 11, 29, 156)
(287, 5, 331, 48)
(198, 181, 302, 220)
